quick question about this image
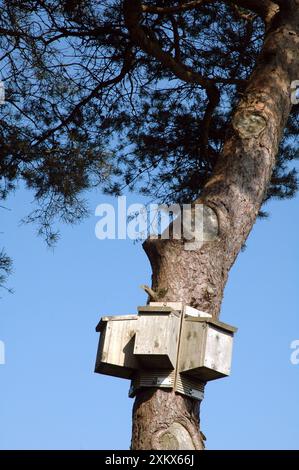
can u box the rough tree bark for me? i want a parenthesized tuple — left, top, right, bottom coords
(129, 0, 299, 450)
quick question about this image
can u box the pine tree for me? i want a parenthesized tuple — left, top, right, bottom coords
(0, 0, 298, 448)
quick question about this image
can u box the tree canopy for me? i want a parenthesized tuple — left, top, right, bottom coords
(0, 0, 298, 288)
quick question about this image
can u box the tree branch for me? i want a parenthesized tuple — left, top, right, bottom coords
(124, 0, 220, 158)
(33, 48, 134, 146)
(170, 16, 181, 61)
(225, 0, 279, 23)
(43, 26, 129, 45)
(141, 0, 280, 23)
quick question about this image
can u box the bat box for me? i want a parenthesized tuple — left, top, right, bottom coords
(95, 315, 139, 379)
(133, 305, 181, 369)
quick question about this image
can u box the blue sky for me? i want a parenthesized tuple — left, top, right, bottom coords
(0, 184, 298, 450)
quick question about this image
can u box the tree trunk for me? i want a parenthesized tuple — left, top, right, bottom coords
(131, 1, 299, 450)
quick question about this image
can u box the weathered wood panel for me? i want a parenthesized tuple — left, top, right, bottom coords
(95, 316, 139, 379)
(134, 310, 181, 369)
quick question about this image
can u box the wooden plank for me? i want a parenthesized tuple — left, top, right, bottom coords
(178, 319, 235, 381)
(149, 301, 183, 311)
(185, 316, 237, 333)
(176, 374, 205, 401)
(134, 312, 180, 368)
(203, 325, 234, 378)
(129, 369, 175, 397)
(95, 317, 139, 378)
(137, 305, 175, 314)
(184, 306, 212, 318)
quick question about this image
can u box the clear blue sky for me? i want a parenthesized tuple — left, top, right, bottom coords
(0, 184, 298, 450)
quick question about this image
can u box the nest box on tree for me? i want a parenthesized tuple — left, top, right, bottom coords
(95, 302, 237, 401)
